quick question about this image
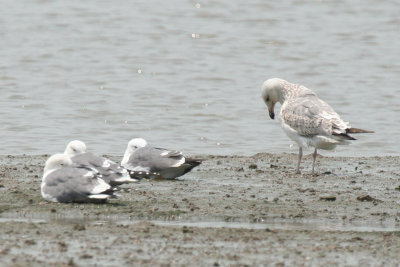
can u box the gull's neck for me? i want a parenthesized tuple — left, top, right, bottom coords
(277, 80, 313, 103)
(121, 148, 132, 166)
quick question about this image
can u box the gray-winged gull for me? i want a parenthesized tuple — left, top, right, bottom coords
(121, 138, 203, 180)
(41, 154, 115, 203)
(64, 140, 138, 186)
(261, 78, 373, 174)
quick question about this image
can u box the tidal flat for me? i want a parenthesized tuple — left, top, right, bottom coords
(0, 154, 399, 266)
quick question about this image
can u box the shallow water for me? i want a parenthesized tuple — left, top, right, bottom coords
(1, 216, 398, 233)
(1, 0, 399, 156)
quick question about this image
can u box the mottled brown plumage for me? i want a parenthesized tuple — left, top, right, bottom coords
(261, 78, 373, 174)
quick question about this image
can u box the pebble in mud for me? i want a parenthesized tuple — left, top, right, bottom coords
(248, 164, 257, 169)
(24, 239, 36, 246)
(80, 254, 93, 259)
(73, 225, 86, 231)
(58, 242, 68, 252)
(182, 226, 193, 234)
(356, 195, 382, 202)
(319, 195, 336, 201)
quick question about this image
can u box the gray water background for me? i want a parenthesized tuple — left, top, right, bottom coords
(1, 0, 399, 156)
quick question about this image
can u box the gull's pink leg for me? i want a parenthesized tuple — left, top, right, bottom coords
(296, 147, 303, 174)
(312, 148, 317, 174)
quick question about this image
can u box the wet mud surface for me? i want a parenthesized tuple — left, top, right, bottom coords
(0, 153, 399, 266)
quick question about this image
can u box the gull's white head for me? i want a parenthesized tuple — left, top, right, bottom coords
(64, 140, 87, 155)
(121, 138, 148, 166)
(261, 78, 286, 120)
(127, 138, 148, 152)
(44, 153, 72, 177)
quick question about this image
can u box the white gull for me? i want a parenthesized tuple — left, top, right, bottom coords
(261, 78, 373, 174)
(64, 140, 138, 186)
(41, 154, 115, 203)
(121, 138, 203, 180)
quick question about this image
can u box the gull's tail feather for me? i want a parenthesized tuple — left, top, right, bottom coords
(88, 194, 112, 200)
(346, 128, 374, 134)
(333, 127, 374, 141)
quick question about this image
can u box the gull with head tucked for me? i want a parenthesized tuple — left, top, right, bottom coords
(122, 138, 203, 180)
(41, 153, 114, 203)
(261, 78, 373, 174)
(65, 140, 138, 186)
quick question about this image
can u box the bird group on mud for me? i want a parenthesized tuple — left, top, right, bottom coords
(41, 78, 373, 203)
(41, 139, 202, 203)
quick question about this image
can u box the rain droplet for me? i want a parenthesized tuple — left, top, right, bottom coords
(195, 3, 201, 8)
(216, 142, 221, 146)
(137, 69, 142, 74)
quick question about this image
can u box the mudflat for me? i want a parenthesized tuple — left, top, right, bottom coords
(0, 154, 399, 266)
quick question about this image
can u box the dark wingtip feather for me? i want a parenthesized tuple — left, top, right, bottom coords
(128, 170, 161, 180)
(185, 158, 204, 166)
(180, 158, 203, 175)
(332, 132, 357, 140)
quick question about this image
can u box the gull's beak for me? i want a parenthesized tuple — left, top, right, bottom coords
(268, 104, 275, 120)
(269, 111, 275, 120)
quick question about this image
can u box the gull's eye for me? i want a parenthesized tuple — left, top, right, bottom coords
(266, 96, 270, 102)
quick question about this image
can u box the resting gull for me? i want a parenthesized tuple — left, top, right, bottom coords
(261, 78, 373, 174)
(64, 140, 138, 186)
(121, 138, 203, 180)
(41, 154, 115, 203)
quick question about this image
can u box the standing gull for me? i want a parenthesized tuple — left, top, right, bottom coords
(65, 140, 138, 186)
(121, 138, 203, 180)
(41, 154, 115, 203)
(261, 78, 373, 174)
